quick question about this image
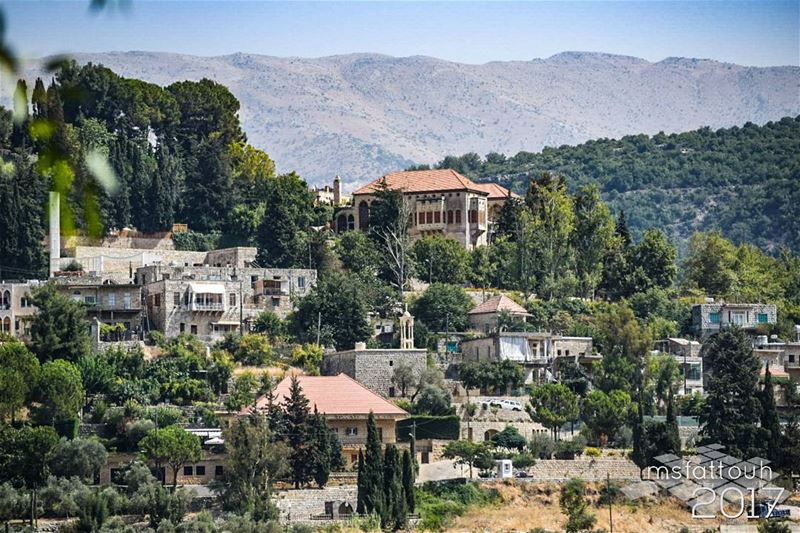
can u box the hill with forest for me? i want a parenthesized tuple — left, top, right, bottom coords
(434, 117, 800, 253)
(10, 51, 800, 186)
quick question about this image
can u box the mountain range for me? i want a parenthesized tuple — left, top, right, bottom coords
(16, 51, 800, 188)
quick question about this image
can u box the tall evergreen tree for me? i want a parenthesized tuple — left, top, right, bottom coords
(0, 156, 47, 278)
(760, 364, 783, 465)
(571, 184, 615, 299)
(665, 388, 681, 455)
(401, 449, 415, 513)
(383, 445, 406, 530)
(28, 284, 91, 363)
(357, 412, 384, 517)
(310, 407, 332, 489)
(699, 328, 763, 458)
(283, 376, 312, 488)
(615, 210, 632, 247)
(356, 449, 366, 515)
(31, 78, 47, 119)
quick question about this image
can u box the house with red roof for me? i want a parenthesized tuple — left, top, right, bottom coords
(247, 373, 409, 466)
(467, 294, 532, 333)
(332, 169, 518, 249)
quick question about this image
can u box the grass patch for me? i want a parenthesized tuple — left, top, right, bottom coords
(415, 480, 501, 531)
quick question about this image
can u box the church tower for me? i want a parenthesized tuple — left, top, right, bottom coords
(400, 309, 415, 350)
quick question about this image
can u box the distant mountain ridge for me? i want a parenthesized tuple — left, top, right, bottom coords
(13, 50, 800, 187)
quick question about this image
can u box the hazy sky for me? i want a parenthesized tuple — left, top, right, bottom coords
(4, 1, 799, 67)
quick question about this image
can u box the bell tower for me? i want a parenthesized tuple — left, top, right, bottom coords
(400, 309, 414, 350)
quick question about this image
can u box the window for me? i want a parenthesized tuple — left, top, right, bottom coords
(426, 211, 433, 224)
(709, 312, 721, 324)
(195, 465, 206, 476)
(455, 210, 462, 223)
(174, 292, 181, 306)
(434, 211, 441, 223)
(447, 210, 453, 224)
(84, 295, 97, 305)
(758, 313, 769, 324)
(229, 293, 236, 307)
(108, 293, 116, 308)
(389, 386, 396, 397)
(154, 294, 161, 307)
(378, 428, 384, 442)
(123, 293, 131, 309)
(180, 323, 185, 333)
(731, 311, 745, 325)
(298, 277, 306, 289)
(215, 465, 224, 477)
(183, 466, 193, 476)
(190, 324, 197, 335)
(345, 427, 358, 436)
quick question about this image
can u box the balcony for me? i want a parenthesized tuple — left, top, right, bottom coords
(190, 302, 225, 312)
(260, 287, 288, 297)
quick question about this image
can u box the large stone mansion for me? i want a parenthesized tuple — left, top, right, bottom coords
(332, 169, 518, 250)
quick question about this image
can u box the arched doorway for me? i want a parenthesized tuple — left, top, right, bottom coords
(484, 429, 499, 441)
(2, 317, 10, 333)
(358, 201, 370, 231)
(336, 214, 348, 233)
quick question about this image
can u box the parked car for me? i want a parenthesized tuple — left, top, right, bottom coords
(486, 399, 523, 411)
(514, 470, 530, 478)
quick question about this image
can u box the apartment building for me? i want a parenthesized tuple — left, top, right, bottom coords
(691, 301, 777, 339)
(0, 281, 40, 338)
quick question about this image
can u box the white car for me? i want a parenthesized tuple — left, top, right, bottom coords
(485, 399, 524, 411)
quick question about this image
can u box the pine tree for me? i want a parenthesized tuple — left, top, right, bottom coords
(760, 364, 783, 465)
(265, 387, 287, 443)
(283, 375, 312, 488)
(31, 78, 47, 119)
(615, 210, 632, 247)
(401, 449, 415, 514)
(358, 411, 384, 517)
(310, 407, 332, 489)
(699, 328, 764, 458)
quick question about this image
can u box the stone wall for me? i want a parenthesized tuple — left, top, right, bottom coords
(323, 348, 428, 397)
(275, 486, 358, 523)
(526, 458, 641, 481)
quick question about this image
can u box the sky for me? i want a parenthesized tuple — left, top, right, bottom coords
(3, 1, 799, 67)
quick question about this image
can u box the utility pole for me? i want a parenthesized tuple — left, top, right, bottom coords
(239, 276, 244, 334)
(316, 311, 322, 346)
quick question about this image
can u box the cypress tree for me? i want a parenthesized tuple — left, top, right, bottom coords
(760, 364, 782, 465)
(359, 411, 384, 517)
(615, 210, 632, 247)
(699, 327, 763, 458)
(382, 445, 406, 530)
(283, 375, 312, 488)
(665, 388, 681, 455)
(310, 407, 332, 489)
(31, 78, 47, 119)
(356, 449, 366, 514)
(402, 449, 415, 513)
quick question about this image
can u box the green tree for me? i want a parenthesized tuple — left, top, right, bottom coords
(528, 383, 579, 440)
(139, 426, 202, 489)
(470, 245, 497, 297)
(582, 390, 632, 445)
(283, 376, 312, 488)
(255, 172, 315, 268)
(28, 284, 91, 363)
(310, 407, 332, 489)
(357, 412, 385, 517)
(251, 311, 286, 340)
(411, 234, 471, 285)
(699, 328, 764, 458)
(571, 184, 615, 298)
(401, 449, 415, 513)
(0, 339, 40, 421)
(491, 425, 527, 451)
(682, 231, 738, 297)
(442, 440, 490, 479)
(291, 271, 372, 350)
(559, 478, 596, 533)
(369, 182, 413, 292)
(630, 228, 677, 291)
(761, 364, 783, 465)
(49, 438, 108, 483)
(382, 445, 406, 530)
(36, 359, 85, 426)
(0, 156, 47, 278)
(410, 283, 473, 332)
(221, 413, 289, 520)
(336, 230, 382, 277)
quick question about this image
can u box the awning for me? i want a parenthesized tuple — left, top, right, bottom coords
(204, 437, 224, 445)
(213, 320, 240, 326)
(188, 282, 225, 294)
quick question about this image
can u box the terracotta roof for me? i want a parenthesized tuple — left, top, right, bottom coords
(249, 374, 408, 417)
(469, 294, 530, 316)
(352, 169, 488, 195)
(472, 182, 520, 200)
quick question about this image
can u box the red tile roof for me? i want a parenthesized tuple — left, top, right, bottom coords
(353, 169, 489, 195)
(249, 374, 408, 417)
(469, 294, 530, 316)
(472, 182, 520, 200)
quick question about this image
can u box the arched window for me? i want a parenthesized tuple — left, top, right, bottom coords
(347, 214, 355, 230)
(336, 214, 348, 233)
(447, 210, 453, 224)
(1, 290, 10, 309)
(358, 201, 370, 231)
(455, 210, 462, 224)
(2, 317, 10, 333)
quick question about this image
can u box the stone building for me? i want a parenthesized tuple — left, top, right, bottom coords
(653, 338, 703, 395)
(52, 276, 144, 339)
(467, 294, 531, 333)
(691, 301, 777, 339)
(312, 175, 350, 207)
(137, 264, 316, 341)
(460, 332, 598, 384)
(753, 335, 800, 388)
(333, 169, 518, 250)
(248, 374, 409, 467)
(322, 312, 428, 397)
(0, 281, 40, 338)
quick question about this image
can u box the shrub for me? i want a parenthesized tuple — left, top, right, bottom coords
(529, 433, 555, 459)
(585, 447, 601, 458)
(554, 436, 587, 459)
(511, 452, 536, 469)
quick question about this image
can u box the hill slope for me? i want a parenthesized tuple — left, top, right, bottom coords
(442, 117, 800, 253)
(16, 51, 800, 186)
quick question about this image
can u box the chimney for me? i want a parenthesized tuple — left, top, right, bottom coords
(49, 191, 61, 277)
(333, 175, 341, 205)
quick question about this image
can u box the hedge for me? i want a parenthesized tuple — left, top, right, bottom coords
(397, 415, 460, 441)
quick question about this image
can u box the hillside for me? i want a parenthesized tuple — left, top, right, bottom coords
(439, 117, 800, 253)
(12, 51, 800, 187)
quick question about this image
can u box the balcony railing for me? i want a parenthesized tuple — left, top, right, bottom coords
(261, 287, 288, 296)
(190, 303, 225, 312)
